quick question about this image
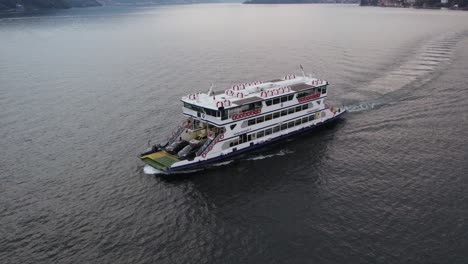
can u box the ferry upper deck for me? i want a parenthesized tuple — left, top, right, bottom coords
(181, 74, 328, 125)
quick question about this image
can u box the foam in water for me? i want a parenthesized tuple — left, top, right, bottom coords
(208, 160, 235, 167)
(143, 165, 165, 175)
(345, 102, 377, 113)
(245, 149, 294, 161)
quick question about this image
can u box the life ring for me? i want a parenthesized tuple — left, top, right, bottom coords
(216, 101, 223, 108)
(202, 153, 207, 158)
(219, 134, 224, 140)
(208, 146, 213, 151)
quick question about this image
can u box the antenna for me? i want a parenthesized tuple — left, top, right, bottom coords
(208, 83, 214, 96)
(299, 64, 306, 77)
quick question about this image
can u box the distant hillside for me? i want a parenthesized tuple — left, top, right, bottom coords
(0, 0, 226, 11)
(0, 0, 101, 10)
(244, 0, 358, 3)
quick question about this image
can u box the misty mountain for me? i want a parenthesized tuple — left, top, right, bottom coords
(0, 0, 101, 10)
(0, 0, 230, 11)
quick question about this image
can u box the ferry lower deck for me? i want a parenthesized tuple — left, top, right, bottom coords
(141, 109, 346, 173)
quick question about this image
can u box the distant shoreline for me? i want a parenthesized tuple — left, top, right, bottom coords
(359, 0, 468, 10)
(244, 1, 358, 4)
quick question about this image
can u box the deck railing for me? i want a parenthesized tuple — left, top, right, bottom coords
(196, 133, 222, 157)
(167, 120, 191, 145)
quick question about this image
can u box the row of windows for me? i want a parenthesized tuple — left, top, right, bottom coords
(228, 101, 262, 117)
(247, 101, 321, 126)
(230, 113, 320, 147)
(184, 102, 220, 117)
(256, 114, 317, 139)
(297, 87, 327, 99)
(265, 95, 295, 106)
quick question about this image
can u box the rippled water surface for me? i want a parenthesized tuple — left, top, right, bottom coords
(1, 4, 468, 263)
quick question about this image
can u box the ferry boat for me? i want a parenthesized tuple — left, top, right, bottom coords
(140, 71, 346, 173)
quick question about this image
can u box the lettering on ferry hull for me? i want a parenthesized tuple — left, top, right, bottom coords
(232, 109, 261, 120)
(297, 93, 320, 103)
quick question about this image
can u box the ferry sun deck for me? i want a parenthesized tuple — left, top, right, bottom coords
(140, 72, 346, 173)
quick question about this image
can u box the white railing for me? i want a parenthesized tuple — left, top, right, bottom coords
(196, 133, 222, 157)
(196, 138, 213, 156)
(167, 120, 191, 145)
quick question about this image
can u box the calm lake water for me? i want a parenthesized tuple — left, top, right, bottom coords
(1, 4, 468, 263)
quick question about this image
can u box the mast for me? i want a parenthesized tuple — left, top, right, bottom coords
(299, 65, 306, 78)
